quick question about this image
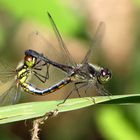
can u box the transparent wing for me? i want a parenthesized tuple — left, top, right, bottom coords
(0, 62, 15, 82)
(0, 79, 20, 106)
(82, 22, 105, 64)
(28, 30, 60, 60)
(12, 84, 22, 104)
(47, 12, 76, 66)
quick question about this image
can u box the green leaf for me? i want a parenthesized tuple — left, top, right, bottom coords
(0, 94, 140, 124)
(96, 106, 140, 140)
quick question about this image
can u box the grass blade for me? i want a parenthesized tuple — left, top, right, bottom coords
(0, 94, 140, 124)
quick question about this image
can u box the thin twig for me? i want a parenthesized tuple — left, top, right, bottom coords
(31, 109, 59, 140)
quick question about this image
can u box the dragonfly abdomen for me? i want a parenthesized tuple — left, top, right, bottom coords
(21, 77, 71, 95)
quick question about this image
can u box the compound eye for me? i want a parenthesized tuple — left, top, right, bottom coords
(24, 55, 36, 67)
(98, 68, 111, 84)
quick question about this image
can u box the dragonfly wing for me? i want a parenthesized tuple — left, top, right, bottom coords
(28, 30, 60, 60)
(12, 85, 21, 104)
(0, 62, 16, 82)
(47, 12, 76, 66)
(0, 79, 21, 106)
(82, 22, 105, 64)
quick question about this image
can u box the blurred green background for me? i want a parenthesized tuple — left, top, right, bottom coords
(0, 0, 140, 140)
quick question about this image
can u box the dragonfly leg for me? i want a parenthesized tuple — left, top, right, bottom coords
(74, 82, 89, 98)
(84, 84, 91, 95)
(34, 60, 50, 79)
(58, 82, 88, 106)
(33, 71, 48, 83)
(33, 61, 50, 83)
(75, 82, 96, 104)
(95, 82, 112, 99)
(45, 63, 50, 79)
(74, 82, 82, 98)
(75, 82, 96, 103)
(58, 89, 74, 106)
(35, 59, 42, 65)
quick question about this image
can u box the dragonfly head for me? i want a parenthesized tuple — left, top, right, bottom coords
(97, 68, 111, 84)
(24, 55, 36, 68)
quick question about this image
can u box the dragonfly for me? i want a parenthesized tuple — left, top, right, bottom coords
(24, 12, 112, 101)
(0, 53, 50, 105)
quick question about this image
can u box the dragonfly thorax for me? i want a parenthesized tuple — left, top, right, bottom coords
(71, 64, 96, 82)
(15, 61, 31, 86)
